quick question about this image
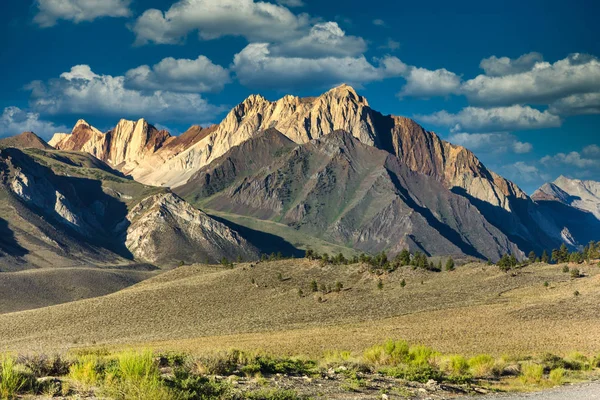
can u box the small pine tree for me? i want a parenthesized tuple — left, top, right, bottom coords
(445, 258, 455, 271)
(541, 250, 550, 264)
(528, 251, 537, 263)
(310, 280, 318, 292)
(320, 283, 327, 294)
(559, 244, 569, 263)
(396, 249, 411, 266)
(400, 279, 406, 288)
(377, 279, 384, 290)
(335, 281, 343, 292)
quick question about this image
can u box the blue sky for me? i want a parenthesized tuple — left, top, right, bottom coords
(0, 0, 599, 193)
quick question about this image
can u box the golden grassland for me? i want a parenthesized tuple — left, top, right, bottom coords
(0, 259, 598, 361)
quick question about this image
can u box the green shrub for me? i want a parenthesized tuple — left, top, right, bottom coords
(519, 362, 544, 384)
(0, 356, 30, 399)
(69, 354, 103, 390)
(103, 351, 173, 400)
(468, 354, 497, 378)
(166, 369, 231, 400)
(549, 368, 566, 385)
(363, 345, 385, 365)
(565, 352, 591, 371)
(408, 345, 435, 366)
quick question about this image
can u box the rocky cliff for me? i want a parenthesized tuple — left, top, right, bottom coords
(50, 118, 172, 173)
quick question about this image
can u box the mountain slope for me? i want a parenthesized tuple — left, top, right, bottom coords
(0, 132, 53, 150)
(47, 85, 577, 253)
(533, 176, 600, 220)
(532, 177, 600, 246)
(177, 130, 521, 260)
(0, 146, 258, 270)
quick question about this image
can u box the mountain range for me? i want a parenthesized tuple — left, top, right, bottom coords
(1, 85, 599, 271)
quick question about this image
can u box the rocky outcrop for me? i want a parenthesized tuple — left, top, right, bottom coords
(125, 193, 259, 265)
(50, 118, 172, 172)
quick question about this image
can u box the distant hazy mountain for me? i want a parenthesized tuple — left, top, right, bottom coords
(532, 176, 600, 246)
(534, 176, 600, 220)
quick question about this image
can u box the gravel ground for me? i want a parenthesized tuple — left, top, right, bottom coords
(459, 381, 600, 399)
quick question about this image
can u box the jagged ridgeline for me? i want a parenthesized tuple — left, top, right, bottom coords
(3, 84, 596, 264)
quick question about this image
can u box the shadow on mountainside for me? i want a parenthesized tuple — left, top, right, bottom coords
(0, 217, 28, 258)
(388, 173, 486, 259)
(451, 187, 563, 254)
(209, 214, 305, 258)
(4, 148, 134, 260)
(534, 199, 600, 245)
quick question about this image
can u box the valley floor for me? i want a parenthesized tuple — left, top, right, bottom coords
(0, 259, 598, 357)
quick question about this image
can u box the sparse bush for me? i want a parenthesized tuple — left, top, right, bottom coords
(310, 280, 318, 292)
(400, 279, 406, 288)
(543, 281, 549, 287)
(444, 355, 470, 380)
(69, 354, 103, 390)
(103, 351, 173, 400)
(562, 265, 570, 273)
(445, 258, 455, 271)
(468, 354, 497, 378)
(519, 362, 544, 384)
(0, 356, 30, 399)
(377, 279, 383, 290)
(334, 281, 343, 292)
(18, 354, 71, 378)
(570, 268, 581, 278)
(549, 368, 566, 385)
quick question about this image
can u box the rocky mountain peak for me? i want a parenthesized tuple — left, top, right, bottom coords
(323, 84, 368, 106)
(73, 119, 101, 134)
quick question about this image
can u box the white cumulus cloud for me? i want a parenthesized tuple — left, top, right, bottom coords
(0, 107, 68, 139)
(26, 65, 224, 123)
(399, 67, 462, 98)
(124, 56, 231, 93)
(34, 0, 131, 27)
(463, 53, 600, 107)
(131, 0, 309, 45)
(270, 22, 367, 58)
(232, 43, 404, 89)
(449, 132, 532, 154)
(416, 105, 562, 133)
(479, 52, 544, 77)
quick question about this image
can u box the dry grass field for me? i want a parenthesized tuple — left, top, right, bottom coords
(0, 267, 157, 314)
(0, 259, 598, 359)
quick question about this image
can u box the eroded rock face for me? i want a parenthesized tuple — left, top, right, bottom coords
(50, 118, 172, 172)
(124, 193, 259, 265)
